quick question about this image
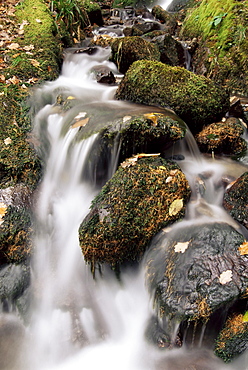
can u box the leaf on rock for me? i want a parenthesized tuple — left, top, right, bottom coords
(174, 241, 190, 253)
(0, 203, 7, 225)
(219, 270, 233, 285)
(239, 242, 248, 255)
(71, 117, 89, 128)
(169, 198, 183, 216)
(4, 137, 12, 145)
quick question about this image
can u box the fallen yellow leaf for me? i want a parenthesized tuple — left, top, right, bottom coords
(0, 203, 7, 225)
(239, 242, 248, 255)
(169, 198, 183, 216)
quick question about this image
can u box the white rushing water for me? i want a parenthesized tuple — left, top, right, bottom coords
(17, 45, 248, 370)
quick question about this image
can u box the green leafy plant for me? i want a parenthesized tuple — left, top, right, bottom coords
(209, 12, 227, 28)
(50, 0, 89, 36)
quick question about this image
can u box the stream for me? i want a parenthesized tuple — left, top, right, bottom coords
(2, 12, 248, 370)
(20, 42, 248, 370)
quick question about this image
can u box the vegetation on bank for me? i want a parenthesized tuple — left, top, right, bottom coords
(181, 0, 248, 93)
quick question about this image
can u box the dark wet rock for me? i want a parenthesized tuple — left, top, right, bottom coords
(0, 263, 30, 305)
(123, 18, 162, 36)
(195, 117, 247, 157)
(73, 47, 99, 55)
(229, 96, 245, 119)
(146, 32, 186, 67)
(115, 60, 230, 133)
(110, 36, 160, 74)
(145, 315, 182, 349)
(91, 65, 116, 84)
(215, 313, 248, 363)
(151, 5, 177, 33)
(223, 172, 248, 230)
(79, 156, 190, 267)
(145, 222, 248, 323)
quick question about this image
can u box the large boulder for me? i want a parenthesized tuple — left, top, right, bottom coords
(145, 222, 248, 325)
(110, 36, 160, 74)
(79, 156, 191, 267)
(115, 60, 230, 134)
(223, 172, 248, 231)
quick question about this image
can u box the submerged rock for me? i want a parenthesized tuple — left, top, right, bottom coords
(110, 36, 160, 74)
(223, 172, 248, 230)
(115, 60, 229, 133)
(145, 222, 248, 324)
(215, 312, 248, 363)
(195, 117, 247, 157)
(79, 156, 190, 267)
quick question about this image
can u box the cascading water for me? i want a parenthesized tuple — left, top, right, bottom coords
(13, 44, 248, 370)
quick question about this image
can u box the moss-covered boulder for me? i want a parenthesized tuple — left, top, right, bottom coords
(115, 60, 230, 133)
(79, 156, 190, 268)
(215, 313, 248, 363)
(223, 172, 248, 230)
(145, 222, 248, 325)
(110, 36, 160, 74)
(195, 117, 247, 158)
(180, 0, 248, 94)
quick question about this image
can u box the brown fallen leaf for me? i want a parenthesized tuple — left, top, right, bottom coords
(0, 203, 7, 225)
(71, 117, 89, 128)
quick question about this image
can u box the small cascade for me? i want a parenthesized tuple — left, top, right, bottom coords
(8, 40, 247, 370)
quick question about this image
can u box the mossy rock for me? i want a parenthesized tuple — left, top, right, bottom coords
(83, 110, 186, 186)
(110, 36, 160, 74)
(0, 205, 33, 264)
(195, 117, 247, 158)
(79, 156, 191, 268)
(145, 222, 248, 324)
(180, 0, 248, 94)
(151, 5, 177, 32)
(115, 59, 230, 133)
(215, 313, 248, 362)
(223, 172, 248, 230)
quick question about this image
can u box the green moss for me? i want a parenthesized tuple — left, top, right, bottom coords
(181, 0, 248, 93)
(215, 314, 248, 362)
(0, 206, 33, 264)
(115, 60, 229, 133)
(79, 156, 191, 267)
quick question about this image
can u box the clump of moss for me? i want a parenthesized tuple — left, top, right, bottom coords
(215, 313, 248, 362)
(115, 59, 229, 133)
(79, 156, 191, 268)
(0, 205, 33, 264)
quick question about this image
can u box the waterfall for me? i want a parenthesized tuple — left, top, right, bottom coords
(13, 45, 247, 370)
